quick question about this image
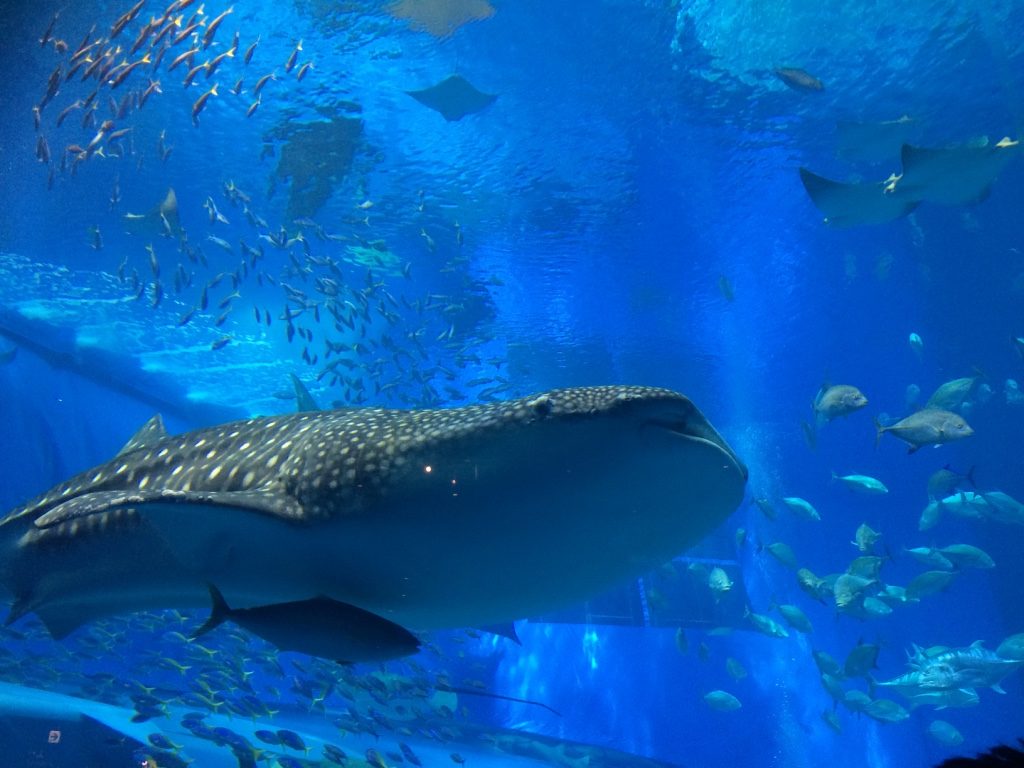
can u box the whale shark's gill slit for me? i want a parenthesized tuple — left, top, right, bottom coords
(645, 418, 691, 434)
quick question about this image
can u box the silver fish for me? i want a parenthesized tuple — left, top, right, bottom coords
(875, 409, 973, 453)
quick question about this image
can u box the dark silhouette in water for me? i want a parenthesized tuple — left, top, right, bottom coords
(937, 742, 1024, 768)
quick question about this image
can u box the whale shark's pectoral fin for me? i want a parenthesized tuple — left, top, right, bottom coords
(32, 487, 308, 531)
(8, 598, 101, 640)
(478, 622, 521, 644)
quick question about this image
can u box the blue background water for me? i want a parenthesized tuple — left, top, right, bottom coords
(0, 1, 1023, 766)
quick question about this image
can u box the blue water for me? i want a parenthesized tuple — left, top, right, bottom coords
(1, 0, 1023, 766)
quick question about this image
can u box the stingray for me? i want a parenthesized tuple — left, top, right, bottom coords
(271, 116, 364, 220)
(407, 75, 497, 121)
(894, 137, 1020, 206)
(799, 168, 919, 227)
(389, 0, 495, 38)
(0, 386, 745, 653)
(122, 187, 183, 239)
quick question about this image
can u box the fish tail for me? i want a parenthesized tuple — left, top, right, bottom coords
(192, 583, 231, 639)
(873, 417, 885, 448)
(965, 465, 977, 488)
(813, 409, 825, 430)
(801, 419, 818, 450)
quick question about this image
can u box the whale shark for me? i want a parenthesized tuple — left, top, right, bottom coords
(0, 385, 746, 653)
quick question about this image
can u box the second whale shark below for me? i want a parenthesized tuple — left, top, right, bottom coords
(0, 385, 746, 660)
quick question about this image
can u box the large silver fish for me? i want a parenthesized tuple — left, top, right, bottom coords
(0, 386, 746, 647)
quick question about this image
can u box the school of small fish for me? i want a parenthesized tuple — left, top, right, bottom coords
(28, 1, 522, 412)
(0, 606, 586, 768)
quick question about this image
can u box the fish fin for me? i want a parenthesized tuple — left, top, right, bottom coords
(811, 383, 829, 420)
(906, 444, 919, 454)
(812, 385, 825, 410)
(290, 373, 320, 412)
(33, 602, 102, 640)
(478, 622, 521, 645)
(5, 596, 32, 628)
(192, 583, 231, 639)
(116, 414, 168, 456)
(992, 683, 1007, 694)
(801, 419, 818, 450)
(34, 487, 307, 530)
(966, 465, 977, 487)
(873, 418, 886, 448)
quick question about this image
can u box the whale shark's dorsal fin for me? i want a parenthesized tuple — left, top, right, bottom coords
(117, 414, 168, 456)
(290, 373, 320, 412)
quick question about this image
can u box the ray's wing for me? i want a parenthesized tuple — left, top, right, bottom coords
(122, 187, 182, 237)
(388, 0, 496, 38)
(897, 140, 1020, 206)
(799, 168, 918, 227)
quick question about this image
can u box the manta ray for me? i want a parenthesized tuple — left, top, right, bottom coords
(407, 75, 497, 121)
(894, 137, 1021, 206)
(122, 187, 183, 239)
(800, 136, 1020, 227)
(388, 0, 496, 38)
(799, 168, 919, 227)
(0, 386, 746, 656)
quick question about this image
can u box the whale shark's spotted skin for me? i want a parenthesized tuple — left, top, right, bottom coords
(1, 385, 747, 643)
(13, 386, 698, 534)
